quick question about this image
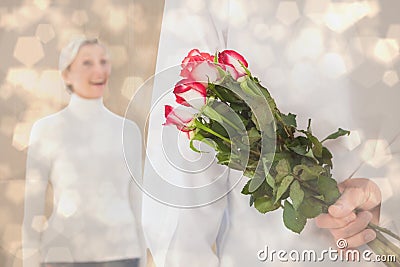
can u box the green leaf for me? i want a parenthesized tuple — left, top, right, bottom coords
(299, 129, 323, 157)
(251, 113, 260, 131)
(262, 158, 276, 194)
(319, 147, 333, 168)
(281, 113, 297, 128)
(249, 195, 254, 206)
(240, 78, 262, 97)
(283, 200, 307, 234)
(247, 127, 261, 143)
(216, 151, 231, 165)
(310, 136, 323, 158)
(249, 175, 265, 193)
(322, 128, 350, 142)
(304, 149, 316, 160)
(298, 197, 323, 218)
(230, 103, 249, 113)
(275, 159, 291, 175)
(289, 145, 308, 156)
(265, 173, 275, 191)
(293, 164, 325, 181)
(318, 176, 340, 205)
(213, 85, 242, 103)
(254, 196, 280, 213)
(290, 180, 304, 210)
(210, 121, 229, 138)
(275, 175, 294, 204)
(241, 179, 251, 195)
(202, 105, 224, 124)
(212, 138, 231, 153)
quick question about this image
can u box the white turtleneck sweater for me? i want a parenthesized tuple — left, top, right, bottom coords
(22, 94, 144, 267)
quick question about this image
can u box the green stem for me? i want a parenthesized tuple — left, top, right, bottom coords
(202, 105, 242, 132)
(194, 120, 231, 144)
(207, 84, 225, 101)
(369, 223, 400, 242)
(375, 231, 400, 258)
(292, 173, 321, 195)
(368, 231, 400, 266)
(367, 238, 399, 267)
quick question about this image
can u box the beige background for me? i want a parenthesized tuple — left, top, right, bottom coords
(0, 0, 163, 266)
(1, 0, 400, 267)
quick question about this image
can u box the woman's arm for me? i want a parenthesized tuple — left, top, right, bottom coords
(22, 121, 51, 267)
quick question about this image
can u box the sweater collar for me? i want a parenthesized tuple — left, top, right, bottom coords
(67, 93, 105, 119)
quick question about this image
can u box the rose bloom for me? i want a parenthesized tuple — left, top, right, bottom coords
(180, 49, 221, 83)
(163, 105, 195, 138)
(173, 79, 207, 110)
(218, 50, 248, 80)
(180, 49, 214, 76)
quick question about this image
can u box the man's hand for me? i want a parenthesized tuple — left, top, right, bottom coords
(315, 178, 381, 248)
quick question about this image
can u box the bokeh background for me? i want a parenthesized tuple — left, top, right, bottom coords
(0, 0, 164, 266)
(1, 0, 400, 266)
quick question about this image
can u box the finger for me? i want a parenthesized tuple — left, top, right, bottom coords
(339, 178, 382, 211)
(328, 186, 368, 218)
(315, 212, 356, 229)
(330, 211, 373, 240)
(334, 229, 376, 249)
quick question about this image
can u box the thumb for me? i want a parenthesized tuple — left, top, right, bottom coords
(328, 178, 381, 218)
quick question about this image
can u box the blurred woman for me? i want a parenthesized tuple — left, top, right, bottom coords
(22, 37, 144, 267)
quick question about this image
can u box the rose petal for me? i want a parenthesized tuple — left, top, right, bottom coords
(218, 50, 248, 79)
(163, 105, 194, 132)
(180, 49, 215, 78)
(188, 61, 220, 84)
(173, 79, 207, 109)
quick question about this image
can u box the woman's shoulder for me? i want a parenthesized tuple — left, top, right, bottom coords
(31, 109, 69, 134)
(104, 109, 141, 133)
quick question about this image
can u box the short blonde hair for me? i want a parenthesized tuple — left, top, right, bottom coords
(59, 37, 101, 92)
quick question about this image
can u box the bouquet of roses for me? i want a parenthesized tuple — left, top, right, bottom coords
(163, 48, 400, 266)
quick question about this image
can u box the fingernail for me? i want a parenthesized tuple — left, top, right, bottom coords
(364, 232, 375, 242)
(333, 203, 343, 210)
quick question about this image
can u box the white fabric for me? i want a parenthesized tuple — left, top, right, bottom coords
(22, 94, 145, 267)
(143, 1, 400, 266)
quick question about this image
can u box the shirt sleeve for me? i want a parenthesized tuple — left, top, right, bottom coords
(124, 120, 148, 267)
(222, 0, 400, 243)
(357, 135, 400, 236)
(22, 120, 51, 267)
(142, 0, 231, 266)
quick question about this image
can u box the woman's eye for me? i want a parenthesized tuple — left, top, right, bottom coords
(101, 59, 108, 65)
(83, 60, 92, 66)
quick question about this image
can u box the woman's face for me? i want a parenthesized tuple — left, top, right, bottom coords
(63, 44, 111, 99)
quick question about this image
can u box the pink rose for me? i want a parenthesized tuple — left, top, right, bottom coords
(163, 105, 195, 138)
(180, 49, 220, 83)
(218, 50, 248, 80)
(181, 49, 214, 75)
(173, 79, 207, 110)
